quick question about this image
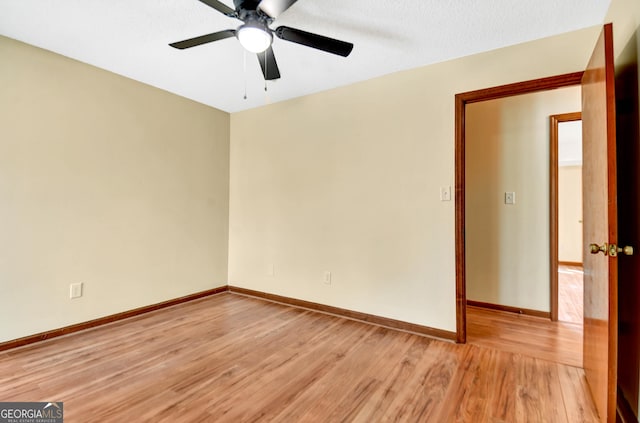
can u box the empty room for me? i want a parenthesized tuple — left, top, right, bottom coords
(1, 0, 639, 422)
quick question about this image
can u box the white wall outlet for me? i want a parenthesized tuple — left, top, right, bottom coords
(267, 263, 275, 277)
(505, 192, 516, 205)
(440, 186, 452, 201)
(70, 282, 83, 299)
(324, 271, 332, 285)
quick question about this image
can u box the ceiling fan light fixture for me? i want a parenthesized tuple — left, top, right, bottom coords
(237, 23, 272, 53)
(169, 0, 354, 82)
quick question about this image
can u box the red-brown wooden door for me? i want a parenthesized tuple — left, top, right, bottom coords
(581, 23, 618, 423)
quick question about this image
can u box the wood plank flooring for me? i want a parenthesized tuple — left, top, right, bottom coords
(467, 306, 583, 368)
(558, 265, 584, 324)
(467, 265, 584, 368)
(0, 293, 598, 422)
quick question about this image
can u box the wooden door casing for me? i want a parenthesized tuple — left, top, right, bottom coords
(550, 112, 583, 322)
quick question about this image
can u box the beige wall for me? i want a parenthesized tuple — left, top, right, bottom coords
(229, 27, 600, 331)
(558, 166, 583, 263)
(465, 87, 581, 311)
(0, 36, 230, 343)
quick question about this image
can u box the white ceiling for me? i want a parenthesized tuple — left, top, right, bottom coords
(0, 0, 611, 113)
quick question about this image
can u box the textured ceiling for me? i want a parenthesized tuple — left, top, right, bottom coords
(0, 0, 611, 113)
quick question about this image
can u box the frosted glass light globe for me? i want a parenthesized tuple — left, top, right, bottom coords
(237, 25, 272, 53)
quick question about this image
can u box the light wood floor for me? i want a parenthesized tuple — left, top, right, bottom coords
(558, 265, 583, 324)
(1, 293, 598, 422)
(467, 265, 584, 368)
(467, 306, 583, 368)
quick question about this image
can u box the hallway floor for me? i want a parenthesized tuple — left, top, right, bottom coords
(558, 264, 583, 324)
(467, 265, 584, 368)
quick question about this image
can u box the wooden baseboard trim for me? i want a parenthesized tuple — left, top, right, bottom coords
(228, 286, 457, 341)
(617, 387, 638, 423)
(1, 284, 458, 351)
(559, 261, 583, 267)
(0, 286, 229, 352)
(467, 300, 551, 319)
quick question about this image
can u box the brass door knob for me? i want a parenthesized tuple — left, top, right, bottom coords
(608, 244, 634, 257)
(589, 243, 634, 256)
(618, 245, 634, 256)
(589, 243, 607, 255)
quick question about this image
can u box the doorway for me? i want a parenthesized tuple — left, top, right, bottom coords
(454, 72, 584, 344)
(550, 113, 583, 325)
(458, 77, 584, 366)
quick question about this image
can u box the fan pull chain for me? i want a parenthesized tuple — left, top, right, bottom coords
(264, 53, 268, 92)
(243, 50, 247, 100)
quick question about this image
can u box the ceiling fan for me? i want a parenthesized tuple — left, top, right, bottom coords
(169, 0, 354, 81)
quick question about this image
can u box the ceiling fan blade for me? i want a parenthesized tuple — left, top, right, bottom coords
(169, 29, 236, 50)
(275, 26, 353, 57)
(198, 0, 236, 17)
(258, 0, 299, 18)
(257, 46, 281, 80)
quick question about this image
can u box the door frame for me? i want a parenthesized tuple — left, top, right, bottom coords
(550, 111, 582, 322)
(454, 72, 584, 343)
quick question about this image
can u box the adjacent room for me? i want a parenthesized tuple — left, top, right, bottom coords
(1, 0, 639, 421)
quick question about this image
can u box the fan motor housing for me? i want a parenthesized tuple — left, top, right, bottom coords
(234, 0, 261, 11)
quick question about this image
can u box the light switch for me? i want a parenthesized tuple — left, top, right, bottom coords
(70, 282, 83, 299)
(505, 192, 516, 205)
(440, 186, 451, 201)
